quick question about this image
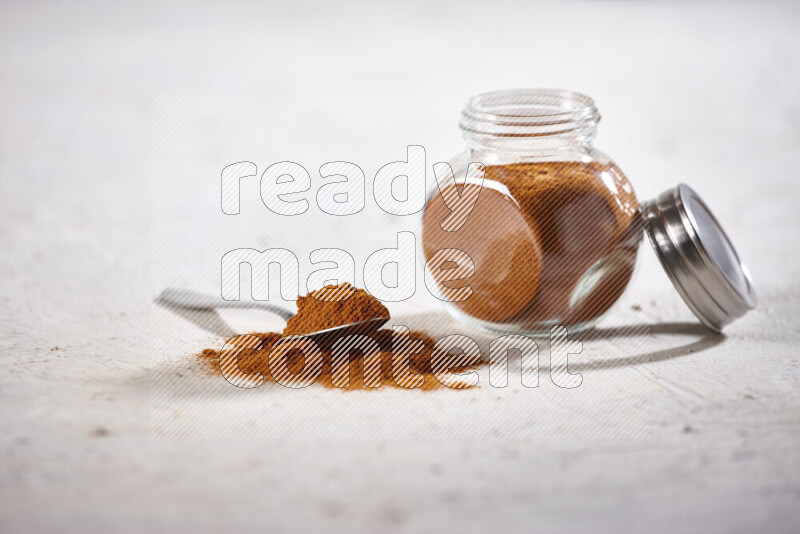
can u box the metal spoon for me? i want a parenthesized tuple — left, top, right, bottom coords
(156, 288, 388, 343)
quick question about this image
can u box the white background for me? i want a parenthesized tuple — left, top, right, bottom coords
(2, 1, 799, 532)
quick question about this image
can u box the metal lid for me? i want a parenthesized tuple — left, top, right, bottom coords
(641, 184, 757, 331)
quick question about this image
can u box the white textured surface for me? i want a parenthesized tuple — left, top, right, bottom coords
(2, 1, 800, 532)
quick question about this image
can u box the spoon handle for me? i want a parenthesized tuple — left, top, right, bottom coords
(157, 288, 295, 321)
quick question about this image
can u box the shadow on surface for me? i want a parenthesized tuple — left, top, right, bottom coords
(389, 312, 724, 371)
(573, 321, 725, 371)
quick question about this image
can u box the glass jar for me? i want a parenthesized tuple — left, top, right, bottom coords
(421, 89, 756, 334)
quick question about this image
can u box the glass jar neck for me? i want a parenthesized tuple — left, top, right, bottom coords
(460, 89, 600, 162)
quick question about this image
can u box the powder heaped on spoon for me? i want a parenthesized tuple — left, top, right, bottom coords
(282, 282, 390, 336)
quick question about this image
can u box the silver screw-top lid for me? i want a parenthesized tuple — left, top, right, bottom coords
(641, 184, 757, 331)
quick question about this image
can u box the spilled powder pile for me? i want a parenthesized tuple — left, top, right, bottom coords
(283, 282, 389, 336)
(197, 328, 482, 390)
(195, 283, 482, 390)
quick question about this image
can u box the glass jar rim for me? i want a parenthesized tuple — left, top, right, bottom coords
(460, 89, 600, 138)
